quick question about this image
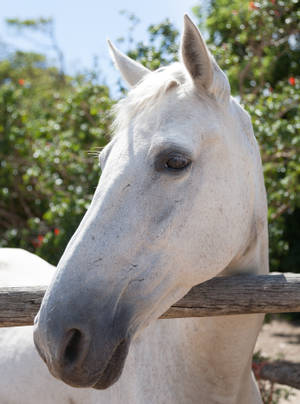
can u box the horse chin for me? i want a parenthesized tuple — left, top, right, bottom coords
(92, 339, 130, 390)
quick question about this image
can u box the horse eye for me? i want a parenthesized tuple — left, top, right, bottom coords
(165, 155, 191, 170)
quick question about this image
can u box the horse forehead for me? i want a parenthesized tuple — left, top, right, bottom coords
(109, 89, 226, 162)
(148, 90, 211, 124)
(131, 97, 219, 144)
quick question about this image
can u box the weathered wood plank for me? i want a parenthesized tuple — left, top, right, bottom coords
(1, 273, 300, 327)
(254, 360, 300, 389)
(162, 273, 300, 319)
(0, 286, 46, 327)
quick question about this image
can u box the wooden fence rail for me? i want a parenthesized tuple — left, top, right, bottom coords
(253, 360, 300, 390)
(1, 272, 300, 390)
(1, 273, 300, 327)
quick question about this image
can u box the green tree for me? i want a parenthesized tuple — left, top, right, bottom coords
(6, 17, 65, 78)
(0, 45, 113, 264)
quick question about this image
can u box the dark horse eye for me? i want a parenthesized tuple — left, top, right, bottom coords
(165, 155, 191, 170)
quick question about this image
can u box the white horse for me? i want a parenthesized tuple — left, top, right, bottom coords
(2, 15, 268, 403)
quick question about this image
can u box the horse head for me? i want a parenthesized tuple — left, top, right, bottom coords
(34, 15, 266, 390)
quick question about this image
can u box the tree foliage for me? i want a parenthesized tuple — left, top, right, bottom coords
(0, 1, 299, 272)
(0, 49, 112, 264)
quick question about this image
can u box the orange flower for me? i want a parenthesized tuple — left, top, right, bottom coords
(249, 1, 259, 10)
(38, 234, 44, 246)
(54, 228, 60, 236)
(288, 77, 295, 86)
(18, 79, 25, 86)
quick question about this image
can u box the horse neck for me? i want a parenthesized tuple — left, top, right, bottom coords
(155, 199, 269, 403)
(199, 227, 268, 403)
(148, 225, 268, 403)
(222, 157, 269, 278)
(181, 193, 269, 402)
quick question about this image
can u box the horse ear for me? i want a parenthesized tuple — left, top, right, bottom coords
(181, 14, 230, 100)
(107, 40, 150, 87)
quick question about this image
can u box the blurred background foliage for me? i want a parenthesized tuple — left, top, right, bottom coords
(0, 0, 299, 272)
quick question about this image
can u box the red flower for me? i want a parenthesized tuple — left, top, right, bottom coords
(288, 77, 295, 86)
(249, 2, 259, 10)
(54, 228, 60, 236)
(18, 79, 25, 86)
(37, 235, 44, 247)
(270, 0, 276, 3)
(32, 234, 44, 248)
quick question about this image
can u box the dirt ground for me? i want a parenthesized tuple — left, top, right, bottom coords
(255, 318, 300, 403)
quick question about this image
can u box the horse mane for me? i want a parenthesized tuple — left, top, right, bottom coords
(112, 63, 188, 133)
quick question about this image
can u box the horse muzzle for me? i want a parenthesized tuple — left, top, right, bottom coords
(33, 301, 132, 389)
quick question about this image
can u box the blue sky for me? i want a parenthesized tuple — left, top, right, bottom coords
(0, 0, 199, 93)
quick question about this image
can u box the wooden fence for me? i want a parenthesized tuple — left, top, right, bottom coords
(1, 272, 300, 390)
(1, 273, 300, 327)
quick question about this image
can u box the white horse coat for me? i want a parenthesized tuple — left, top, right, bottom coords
(1, 15, 268, 404)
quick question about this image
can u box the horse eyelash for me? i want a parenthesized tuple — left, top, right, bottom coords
(86, 147, 105, 162)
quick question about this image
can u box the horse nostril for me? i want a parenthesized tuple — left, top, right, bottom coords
(63, 328, 84, 366)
